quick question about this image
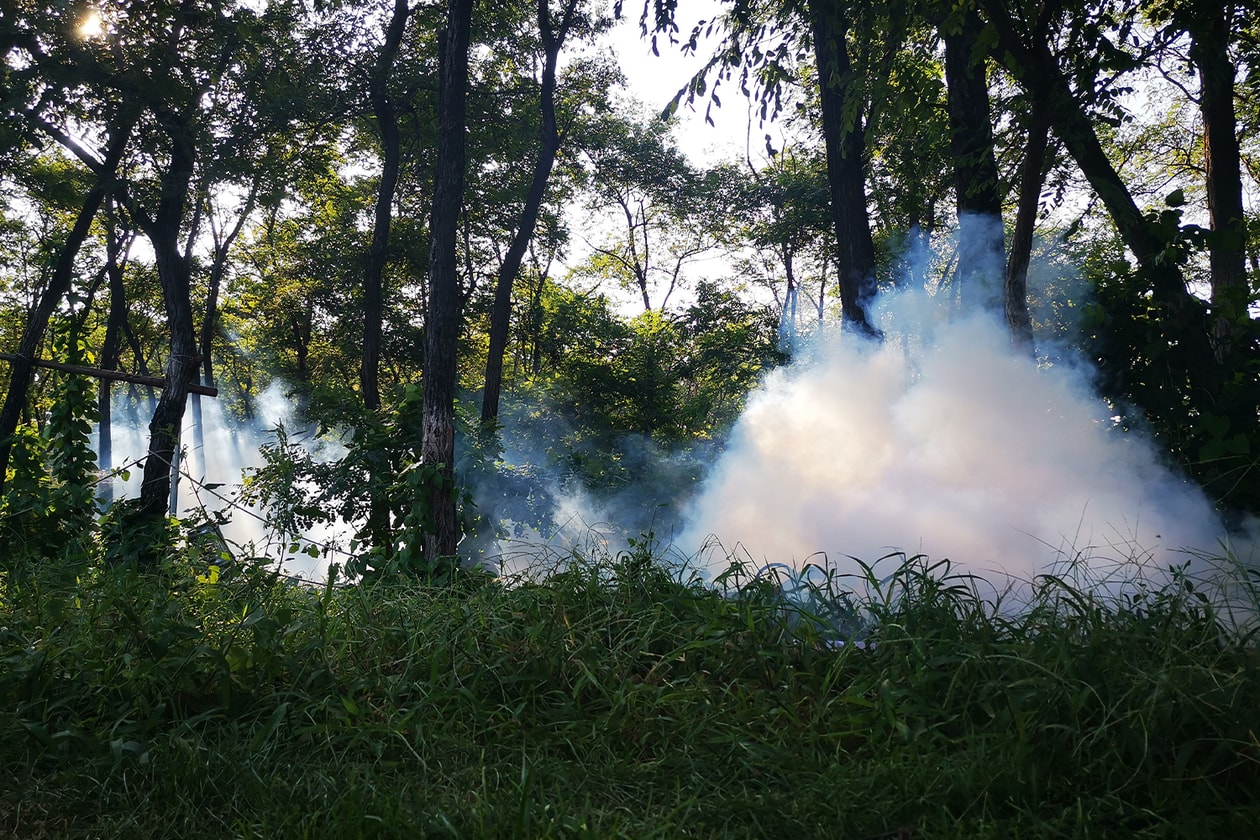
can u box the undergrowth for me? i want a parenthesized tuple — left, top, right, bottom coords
(1, 532, 1258, 839)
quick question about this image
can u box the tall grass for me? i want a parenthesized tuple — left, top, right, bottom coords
(2, 535, 1258, 838)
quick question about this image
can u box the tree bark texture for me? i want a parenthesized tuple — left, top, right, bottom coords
(361, 0, 411, 412)
(134, 112, 200, 518)
(943, 10, 1006, 314)
(481, 0, 578, 424)
(807, 0, 880, 338)
(1005, 108, 1048, 355)
(0, 109, 136, 495)
(422, 0, 474, 561)
(1187, 2, 1248, 341)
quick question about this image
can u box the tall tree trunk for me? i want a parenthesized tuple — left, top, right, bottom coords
(422, 0, 474, 562)
(943, 10, 1006, 313)
(357, 0, 410, 558)
(1005, 108, 1049, 355)
(1187, 3, 1248, 344)
(132, 113, 199, 519)
(190, 190, 253, 480)
(97, 210, 133, 500)
(978, 0, 1222, 397)
(481, 0, 578, 425)
(806, 0, 880, 338)
(528, 251, 549, 375)
(199, 193, 253, 393)
(0, 109, 136, 495)
(362, 0, 411, 412)
(779, 243, 799, 352)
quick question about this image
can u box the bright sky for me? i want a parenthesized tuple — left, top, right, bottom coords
(604, 2, 767, 166)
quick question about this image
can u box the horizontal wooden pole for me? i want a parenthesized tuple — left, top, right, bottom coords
(0, 353, 219, 397)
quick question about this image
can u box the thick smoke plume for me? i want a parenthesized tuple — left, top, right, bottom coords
(678, 296, 1254, 595)
(90, 283, 1252, 597)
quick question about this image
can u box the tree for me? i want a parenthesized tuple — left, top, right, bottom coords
(939, 6, 1006, 313)
(577, 109, 734, 312)
(734, 148, 834, 349)
(345, 0, 416, 559)
(977, 0, 1224, 398)
(421, 0, 475, 561)
(0, 106, 136, 494)
(1144, 0, 1251, 345)
(499, 278, 781, 529)
(361, 0, 413, 413)
(647, 0, 889, 334)
(861, 22, 952, 252)
(481, 0, 601, 424)
(122, 2, 312, 519)
(2, 0, 324, 523)
(95, 201, 137, 490)
(1003, 101, 1050, 353)
(123, 102, 201, 518)
(805, 0, 880, 336)
(186, 181, 256, 482)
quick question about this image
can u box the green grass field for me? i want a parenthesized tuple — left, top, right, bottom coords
(2, 542, 1258, 839)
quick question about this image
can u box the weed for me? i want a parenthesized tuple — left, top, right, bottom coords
(1, 532, 1257, 838)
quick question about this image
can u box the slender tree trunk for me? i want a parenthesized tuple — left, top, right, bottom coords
(807, 0, 880, 338)
(979, 0, 1222, 397)
(779, 244, 798, 352)
(362, 0, 411, 412)
(422, 0, 474, 561)
(481, 0, 578, 424)
(97, 212, 132, 499)
(1005, 108, 1049, 355)
(189, 192, 252, 481)
(1188, 3, 1248, 344)
(528, 254, 549, 375)
(199, 195, 253, 393)
(943, 10, 1006, 313)
(0, 110, 135, 494)
(355, 0, 411, 557)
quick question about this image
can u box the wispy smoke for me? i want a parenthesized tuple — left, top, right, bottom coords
(97, 381, 341, 580)
(479, 412, 707, 577)
(679, 294, 1254, 595)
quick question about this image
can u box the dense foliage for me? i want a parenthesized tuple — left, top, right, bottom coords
(2, 0, 1257, 551)
(1, 0, 1258, 831)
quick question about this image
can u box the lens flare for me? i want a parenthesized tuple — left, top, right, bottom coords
(78, 9, 104, 40)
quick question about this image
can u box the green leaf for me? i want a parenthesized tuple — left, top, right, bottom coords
(249, 702, 290, 751)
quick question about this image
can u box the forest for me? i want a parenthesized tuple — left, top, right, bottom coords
(2, 0, 1259, 836)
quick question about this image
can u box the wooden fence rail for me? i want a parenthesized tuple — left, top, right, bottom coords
(0, 353, 219, 397)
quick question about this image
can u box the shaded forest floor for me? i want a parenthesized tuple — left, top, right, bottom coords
(2, 543, 1259, 839)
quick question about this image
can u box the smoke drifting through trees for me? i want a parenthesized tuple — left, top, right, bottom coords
(89, 234, 1254, 600)
(474, 217, 1251, 600)
(679, 293, 1256, 595)
(97, 384, 341, 580)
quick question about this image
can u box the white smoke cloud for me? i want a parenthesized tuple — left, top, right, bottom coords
(678, 294, 1255, 597)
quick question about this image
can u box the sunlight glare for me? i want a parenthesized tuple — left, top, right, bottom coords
(78, 9, 104, 40)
